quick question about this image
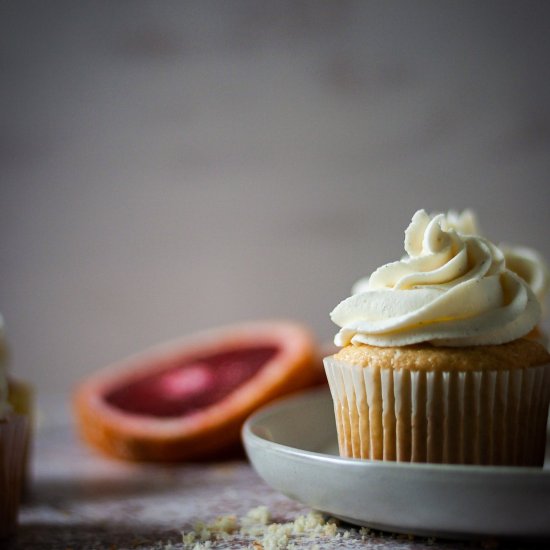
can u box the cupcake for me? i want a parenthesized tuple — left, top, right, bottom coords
(0, 315, 30, 538)
(324, 210, 550, 466)
(7, 376, 34, 495)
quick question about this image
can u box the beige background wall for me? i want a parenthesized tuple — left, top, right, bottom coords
(1, 1, 549, 396)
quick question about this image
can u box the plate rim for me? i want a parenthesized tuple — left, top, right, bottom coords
(243, 387, 550, 479)
(243, 387, 550, 538)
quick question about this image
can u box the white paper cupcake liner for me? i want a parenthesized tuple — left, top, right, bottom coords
(324, 358, 550, 466)
(0, 414, 30, 539)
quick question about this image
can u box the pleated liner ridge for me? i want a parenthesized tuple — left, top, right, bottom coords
(324, 358, 550, 466)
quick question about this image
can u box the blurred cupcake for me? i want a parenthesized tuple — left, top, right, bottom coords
(0, 316, 30, 538)
(7, 376, 34, 495)
(324, 210, 550, 466)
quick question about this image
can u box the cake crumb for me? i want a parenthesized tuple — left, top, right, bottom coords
(243, 505, 271, 525)
(181, 531, 196, 546)
(359, 526, 371, 540)
(181, 506, 350, 549)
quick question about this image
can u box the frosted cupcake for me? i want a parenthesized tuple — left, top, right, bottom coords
(0, 316, 29, 538)
(324, 210, 550, 466)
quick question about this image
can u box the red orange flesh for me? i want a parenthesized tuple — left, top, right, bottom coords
(74, 320, 323, 461)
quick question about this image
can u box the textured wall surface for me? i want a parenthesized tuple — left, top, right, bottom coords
(1, 1, 549, 395)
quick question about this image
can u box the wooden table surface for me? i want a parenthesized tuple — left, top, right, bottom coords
(5, 395, 547, 550)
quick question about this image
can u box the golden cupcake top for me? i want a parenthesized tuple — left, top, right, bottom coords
(332, 337, 550, 372)
(331, 209, 541, 347)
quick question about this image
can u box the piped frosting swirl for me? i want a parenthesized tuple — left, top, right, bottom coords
(332, 210, 541, 347)
(433, 209, 549, 311)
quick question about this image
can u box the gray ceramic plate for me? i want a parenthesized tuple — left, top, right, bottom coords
(242, 388, 550, 539)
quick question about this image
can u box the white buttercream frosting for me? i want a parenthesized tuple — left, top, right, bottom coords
(333, 210, 541, 347)
(0, 314, 10, 419)
(424, 209, 549, 311)
(440, 209, 479, 236)
(499, 245, 549, 311)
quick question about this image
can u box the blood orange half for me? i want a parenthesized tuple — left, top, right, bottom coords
(74, 320, 322, 461)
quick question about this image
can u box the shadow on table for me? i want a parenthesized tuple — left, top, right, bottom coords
(6, 522, 183, 550)
(27, 459, 250, 505)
